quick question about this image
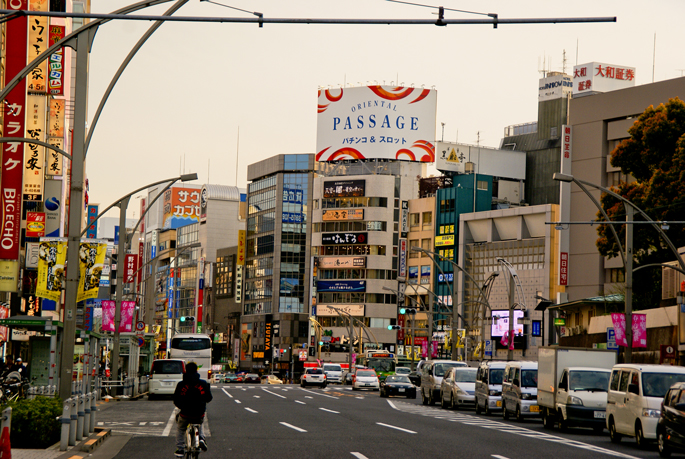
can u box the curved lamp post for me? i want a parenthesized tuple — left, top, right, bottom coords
(554, 172, 685, 364)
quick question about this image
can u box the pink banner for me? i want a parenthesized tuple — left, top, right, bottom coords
(101, 300, 136, 332)
(611, 313, 647, 348)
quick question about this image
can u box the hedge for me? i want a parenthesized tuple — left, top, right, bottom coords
(4, 397, 62, 449)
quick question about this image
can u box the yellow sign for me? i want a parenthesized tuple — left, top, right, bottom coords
(322, 209, 364, 221)
(0, 261, 19, 292)
(253, 351, 264, 358)
(237, 230, 246, 265)
(77, 240, 107, 303)
(36, 238, 67, 301)
(455, 329, 466, 348)
(435, 235, 455, 247)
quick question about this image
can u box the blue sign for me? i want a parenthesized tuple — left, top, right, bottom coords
(484, 339, 492, 357)
(531, 320, 542, 337)
(317, 280, 366, 292)
(114, 226, 119, 244)
(282, 187, 304, 204)
(282, 212, 304, 223)
(607, 327, 619, 350)
(438, 272, 454, 283)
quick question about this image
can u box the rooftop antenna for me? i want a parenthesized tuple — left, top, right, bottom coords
(235, 126, 240, 186)
(652, 33, 656, 83)
(562, 49, 567, 74)
(576, 38, 579, 66)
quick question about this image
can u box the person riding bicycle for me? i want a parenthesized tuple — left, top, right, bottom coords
(173, 362, 212, 457)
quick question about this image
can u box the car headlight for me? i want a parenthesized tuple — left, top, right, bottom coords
(642, 408, 661, 418)
(567, 396, 583, 406)
(521, 393, 532, 400)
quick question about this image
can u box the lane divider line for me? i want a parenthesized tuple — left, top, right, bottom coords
(162, 409, 177, 437)
(319, 407, 340, 414)
(295, 400, 306, 405)
(299, 387, 339, 399)
(262, 388, 287, 399)
(245, 408, 258, 413)
(235, 400, 242, 404)
(376, 422, 416, 434)
(280, 422, 307, 433)
(351, 453, 370, 459)
(221, 388, 234, 398)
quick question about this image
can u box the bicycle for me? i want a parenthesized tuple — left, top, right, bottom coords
(183, 422, 202, 459)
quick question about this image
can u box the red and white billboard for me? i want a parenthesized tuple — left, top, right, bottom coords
(316, 86, 437, 162)
(573, 62, 635, 96)
(0, 0, 28, 260)
(124, 254, 139, 284)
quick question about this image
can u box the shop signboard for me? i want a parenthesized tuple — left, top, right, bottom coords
(322, 209, 364, 221)
(323, 180, 366, 198)
(317, 280, 365, 292)
(317, 257, 366, 269)
(322, 232, 367, 245)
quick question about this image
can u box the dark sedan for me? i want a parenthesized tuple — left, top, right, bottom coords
(380, 375, 417, 399)
(658, 382, 685, 458)
(243, 373, 260, 383)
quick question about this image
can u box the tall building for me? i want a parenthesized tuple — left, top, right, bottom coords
(242, 154, 315, 375)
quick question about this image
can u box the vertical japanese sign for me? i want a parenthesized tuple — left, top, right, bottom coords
(162, 187, 200, 229)
(24, 94, 46, 200)
(237, 229, 246, 265)
(124, 254, 139, 284)
(611, 312, 647, 348)
(1, 0, 29, 261)
(46, 98, 64, 175)
(26, 211, 46, 237)
(27, 0, 48, 92)
(138, 241, 144, 285)
(240, 323, 250, 361)
(101, 300, 135, 332)
(86, 204, 98, 238)
(139, 198, 146, 233)
(559, 252, 568, 286)
(76, 240, 107, 303)
(48, 24, 64, 95)
(36, 237, 67, 302)
(399, 239, 407, 278)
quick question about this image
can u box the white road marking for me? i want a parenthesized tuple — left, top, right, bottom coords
(253, 395, 261, 398)
(280, 422, 307, 433)
(162, 409, 177, 437)
(388, 402, 641, 459)
(299, 387, 339, 399)
(492, 456, 510, 459)
(263, 388, 287, 399)
(355, 397, 364, 400)
(305, 396, 313, 399)
(245, 408, 258, 413)
(295, 400, 306, 405)
(235, 400, 242, 404)
(139, 422, 147, 426)
(319, 407, 340, 414)
(222, 388, 234, 398)
(351, 453, 369, 459)
(376, 422, 416, 434)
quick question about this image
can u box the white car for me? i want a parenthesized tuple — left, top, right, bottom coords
(322, 363, 343, 384)
(352, 369, 380, 391)
(148, 359, 185, 399)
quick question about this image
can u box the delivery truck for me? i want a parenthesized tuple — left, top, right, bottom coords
(537, 347, 617, 432)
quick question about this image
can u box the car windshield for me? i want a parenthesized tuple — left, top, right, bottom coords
(246, 374, 258, 378)
(307, 369, 324, 375)
(642, 373, 685, 398)
(395, 367, 411, 375)
(357, 370, 376, 377)
(521, 370, 539, 388)
(454, 368, 477, 383)
(489, 369, 504, 385)
(386, 375, 411, 384)
(434, 363, 461, 377)
(569, 370, 610, 392)
(323, 365, 342, 372)
(367, 359, 394, 373)
(151, 360, 184, 375)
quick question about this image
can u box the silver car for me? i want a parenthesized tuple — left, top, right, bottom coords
(440, 367, 477, 410)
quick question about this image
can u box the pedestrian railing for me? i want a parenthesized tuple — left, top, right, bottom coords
(59, 391, 97, 451)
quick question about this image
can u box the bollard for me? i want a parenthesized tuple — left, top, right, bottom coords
(89, 391, 96, 433)
(68, 397, 77, 446)
(1, 406, 12, 433)
(76, 394, 85, 441)
(83, 393, 91, 436)
(60, 398, 71, 451)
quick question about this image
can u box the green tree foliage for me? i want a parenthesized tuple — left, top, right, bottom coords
(6, 397, 62, 448)
(596, 97, 685, 308)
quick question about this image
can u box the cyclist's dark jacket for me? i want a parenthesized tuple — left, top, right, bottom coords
(173, 372, 212, 421)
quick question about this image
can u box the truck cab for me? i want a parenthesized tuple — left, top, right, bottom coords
(555, 367, 612, 431)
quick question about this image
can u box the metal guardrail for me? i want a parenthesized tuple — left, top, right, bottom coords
(59, 392, 97, 451)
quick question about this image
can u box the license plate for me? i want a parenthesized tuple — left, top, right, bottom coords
(594, 411, 606, 419)
(496, 401, 502, 407)
(398, 388, 405, 392)
(364, 384, 371, 386)
(530, 405, 540, 412)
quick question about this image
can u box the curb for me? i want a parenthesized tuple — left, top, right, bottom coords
(81, 427, 111, 453)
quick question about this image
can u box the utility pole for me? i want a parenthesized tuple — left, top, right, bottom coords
(507, 270, 516, 361)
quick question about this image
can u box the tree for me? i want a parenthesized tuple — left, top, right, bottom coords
(596, 97, 685, 309)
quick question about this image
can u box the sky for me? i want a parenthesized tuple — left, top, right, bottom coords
(85, 0, 685, 219)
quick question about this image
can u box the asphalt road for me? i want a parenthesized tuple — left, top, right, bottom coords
(93, 384, 667, 459)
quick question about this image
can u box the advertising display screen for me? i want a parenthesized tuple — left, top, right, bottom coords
(317, 280, 366, 292)
(491, 310, 524, 337)
(317, 86, 437, 162)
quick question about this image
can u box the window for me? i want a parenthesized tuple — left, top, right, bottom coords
(477, 180, 488, 191)
(422, 212, 432, 228)
(410, 213, 420, 227)
(421, 239, 430, 253)
(609, 268, 625, 283)
(439, 199, 455, 213)
(409, 240, 419, 258)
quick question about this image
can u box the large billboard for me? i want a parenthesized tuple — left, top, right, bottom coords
(572, 62, 635, 97)
(435, 142, 526, 180)
(163, 187, 201, 229)
(317, 280, 366, 292)
(316, 304, 364, 316)
(316, 86, 437, 162)
(323, 180, 365, 198)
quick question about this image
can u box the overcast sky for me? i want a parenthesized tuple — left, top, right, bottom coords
(86, 0, 685, 219)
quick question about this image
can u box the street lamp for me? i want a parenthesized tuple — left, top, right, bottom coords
(553, 172, 685, 364)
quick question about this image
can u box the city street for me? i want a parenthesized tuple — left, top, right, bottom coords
(93, 384, 665, 459)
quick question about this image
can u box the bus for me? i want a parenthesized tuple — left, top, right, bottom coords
(169, 333, 213, 381)
(356, 350, 396, 381)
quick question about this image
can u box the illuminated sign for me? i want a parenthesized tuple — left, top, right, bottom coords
(435, 235, 454, 247)
(322, 209, 364, 221)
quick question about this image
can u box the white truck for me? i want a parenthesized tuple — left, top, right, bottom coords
(538, 347, 617, 432)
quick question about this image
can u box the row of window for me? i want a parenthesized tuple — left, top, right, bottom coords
(315, 316, 392, 329)
(317, 293, 397, 304)
(409, 212, 432, 227)
(408, 239, 431, 257)
(248, 175, 277, 194)
(318, 269, 397, 280)
(313, 221, 388, 232)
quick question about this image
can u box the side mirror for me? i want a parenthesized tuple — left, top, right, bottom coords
(628, 383, 639, 395)
(513, 378, 520, 387)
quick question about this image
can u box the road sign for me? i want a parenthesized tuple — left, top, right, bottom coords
(607, 327, 619, 350)
(135, 321, 145, 332)
(484, 339, 492, 357)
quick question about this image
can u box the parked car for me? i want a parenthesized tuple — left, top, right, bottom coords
(301, 368, 327, 388)
(475, 361, 507, 415)
(264, 374, 283, 385)
(243, 373, 260, 384)
(322, 363, 343, 384)
(420, 360, 467, 406)
(148, 359, 185, 399)
(657, 382, 685, 457)
(352, 368, 380, 391)
(226, 374, 242, 383)
(607, 364, 685, 447)
(380, 375, 416, 399)
(502, 361, 540, 421)
(440, 366, 477, 410)
(212, 373, 224, 383)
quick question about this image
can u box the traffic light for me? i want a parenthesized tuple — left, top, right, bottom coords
(180, 316, 195, 323)
(400, 307, 417, 315)
(387, 325, 401, 330)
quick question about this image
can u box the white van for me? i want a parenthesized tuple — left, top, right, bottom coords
(502, 361, 540, 421)
(475, 361, 507, 415)
(606, 363, 685, 447)
(420, 360, 467, 405)
(322, 363, 343, 384)
(148, 359, 185, 399)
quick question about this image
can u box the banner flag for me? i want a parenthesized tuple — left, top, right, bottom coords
(36, 238, 67, 302)
(77, 239, 107, 303)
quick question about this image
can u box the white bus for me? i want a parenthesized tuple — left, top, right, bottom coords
(169, 333, 213, 382)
